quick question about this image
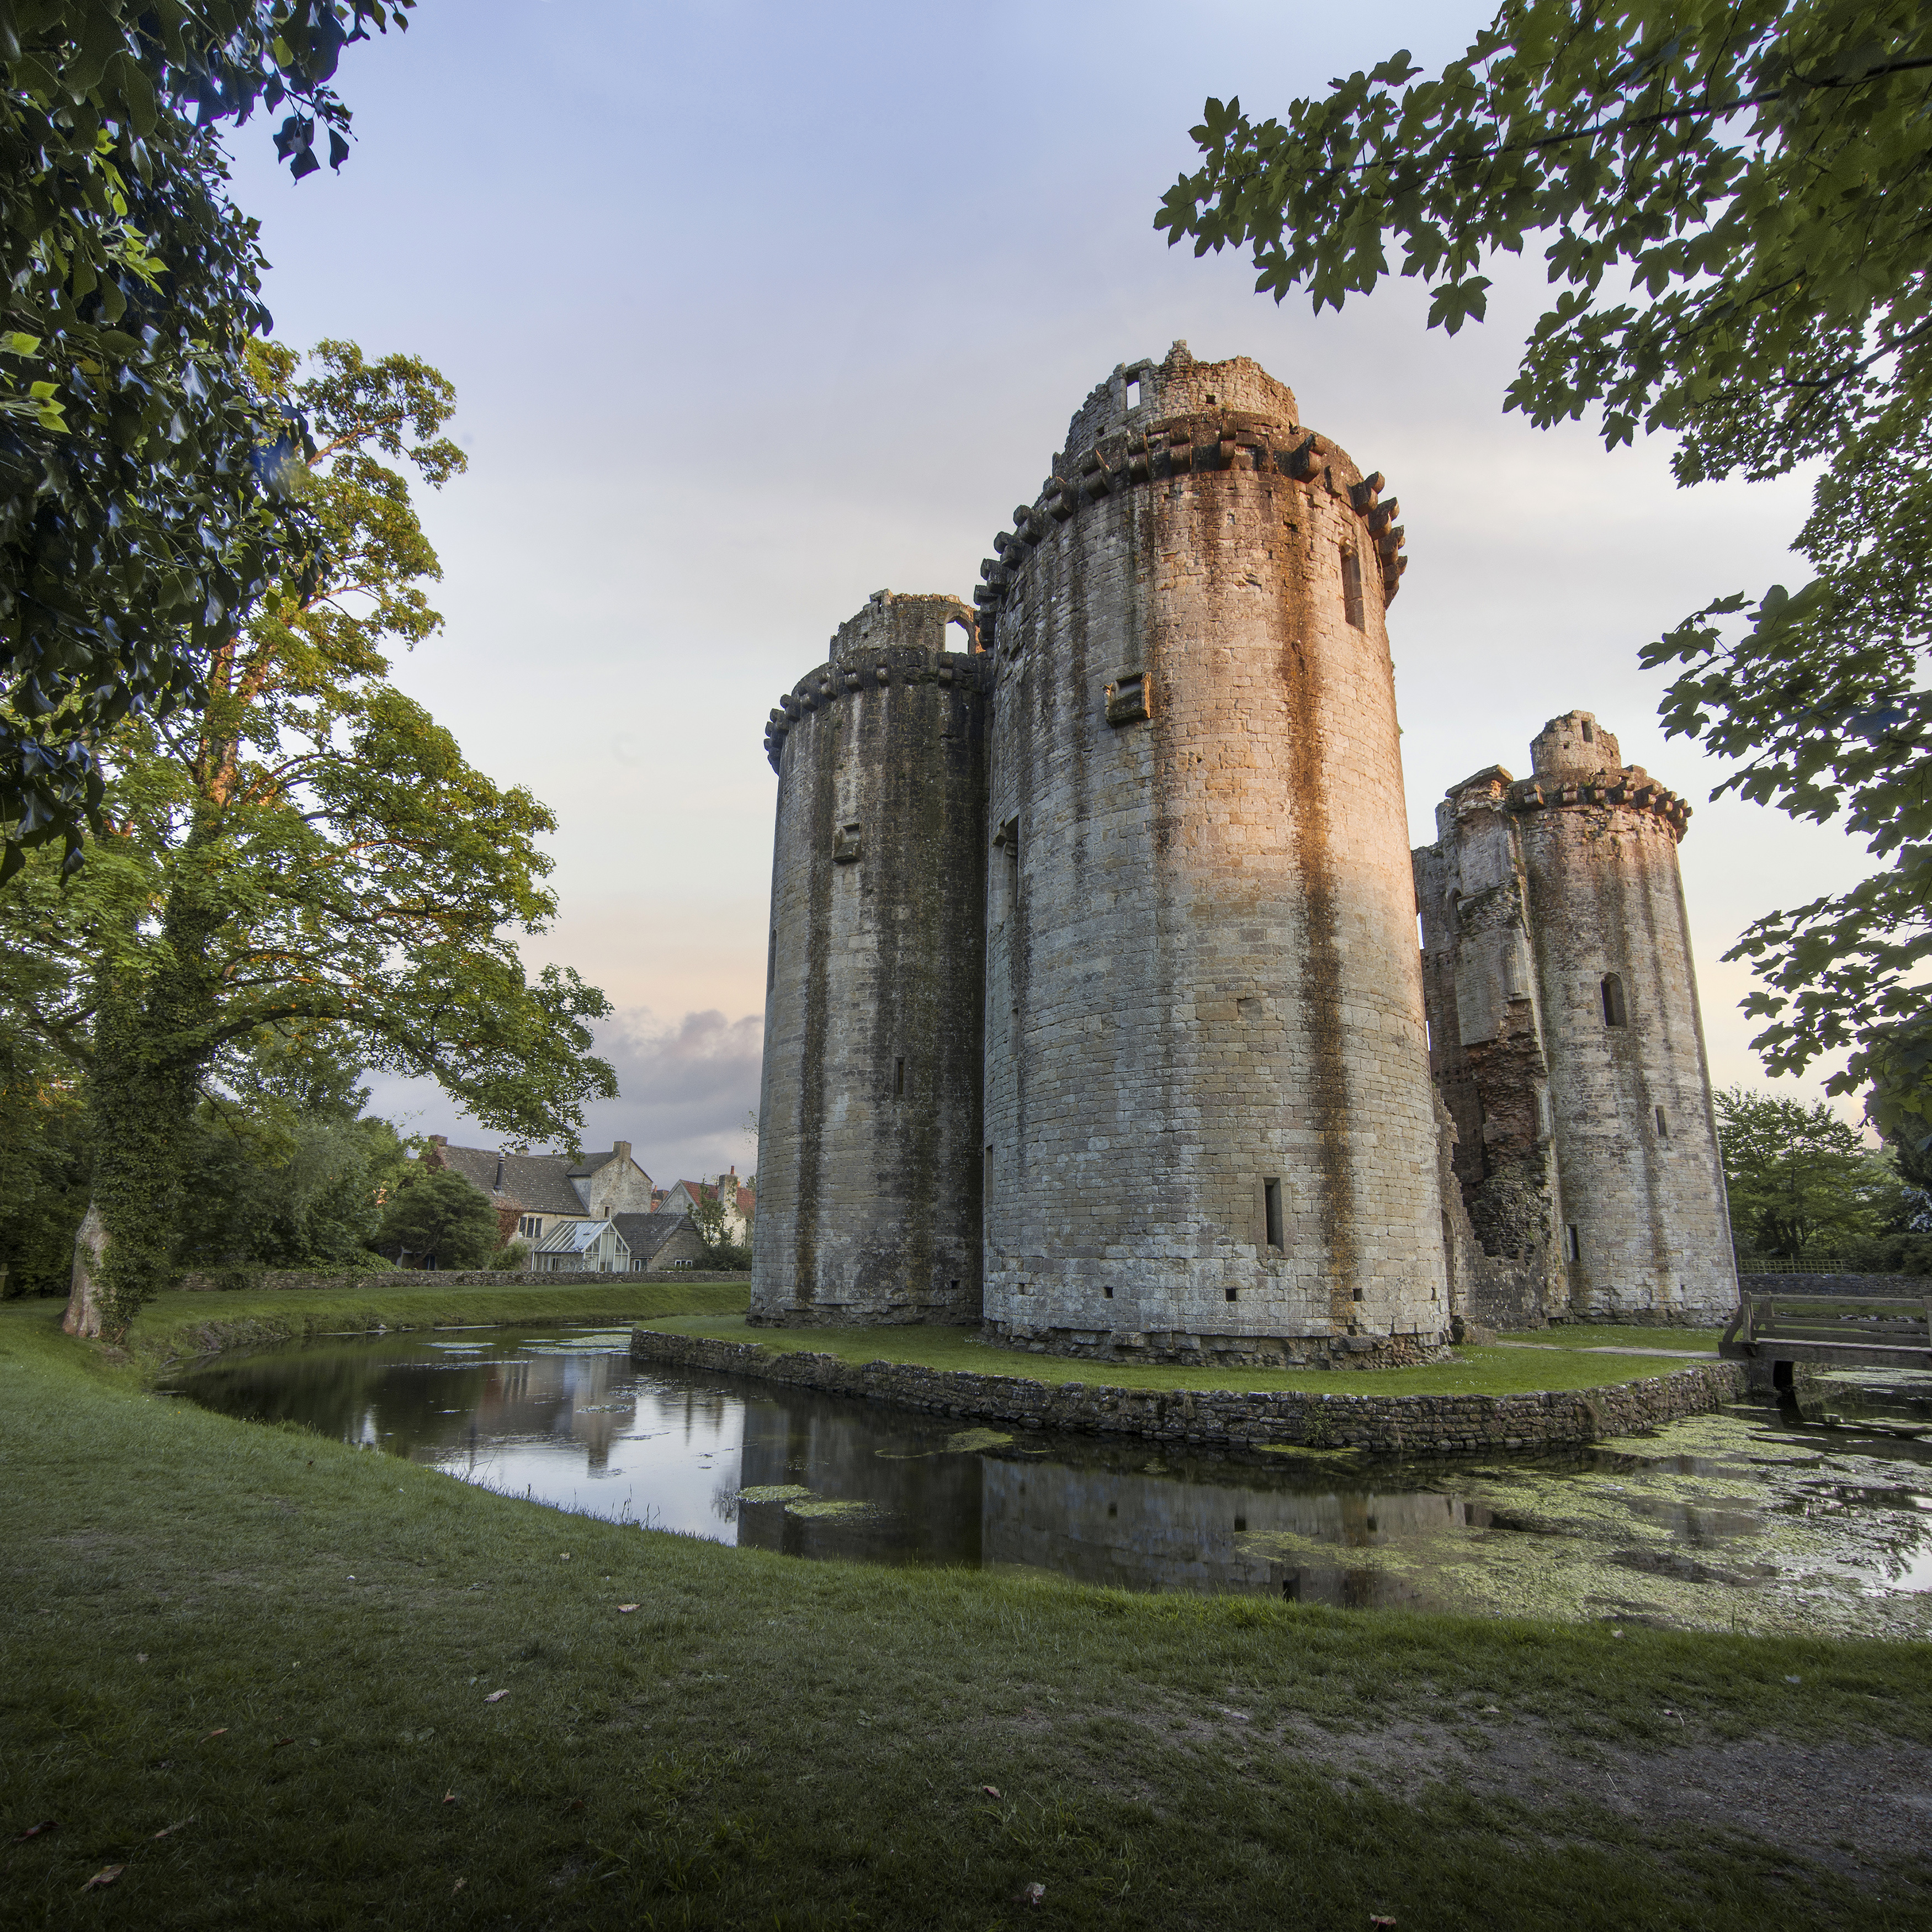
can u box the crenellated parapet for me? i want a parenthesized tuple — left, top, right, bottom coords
(1506, 769, 1692, 840)
(969, 342, 1409, 650)
(761, 592, 987, 773)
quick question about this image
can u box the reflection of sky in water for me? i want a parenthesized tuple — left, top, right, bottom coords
(164, 1331, 1932, 1631)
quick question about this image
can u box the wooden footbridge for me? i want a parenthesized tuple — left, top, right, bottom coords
(1720, 1292, 1932, 1383)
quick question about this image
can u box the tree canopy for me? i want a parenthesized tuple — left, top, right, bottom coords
(1713, 1084, 1907, 1258)
(1, 339, 615, 1336)
(1, 1, 412, 880)
(1157, 1, 1931, 1154)
(371, 1165, 497, 1271)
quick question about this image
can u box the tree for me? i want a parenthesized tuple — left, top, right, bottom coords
(0, 340, 615, 1339)
(0, 1029, 91, 1295)
(687, 1176, 749, 1268)
(2, 2, 415, 877)
(1713, 1085, 1901, 1256)
(1157, 2, 1932, 1156)
(171, 1024, 411, 1280)
(370, 1165, 497, 1270)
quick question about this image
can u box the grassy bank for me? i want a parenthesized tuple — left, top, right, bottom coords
(6, 1296, 1932, 1927)
(641, 1314, 1719, 1397)
(95, 1278, 753, 1380)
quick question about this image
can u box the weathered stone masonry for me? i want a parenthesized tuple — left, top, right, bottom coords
(634, 1325, 1748, 1452)
(752, 593, 989, 1326)
(1414, 713, 1737, 1327)
(751, 343, 1739, 1357)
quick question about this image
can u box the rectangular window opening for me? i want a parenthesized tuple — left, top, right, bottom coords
(1655, 1105, 1669, 1139)
(1225, 1287, 1239, 1302)
(1125, 377, 1142, 409)
(1565, 1224, 1581, 1262)
(1351, 1287, 1363, 1303)
(1103, 1284, 1113, 1299)
(1601, 973, 1628, 1027)
(1340, 547, 1365, 629)
(894, 1057, 904, 1098)
(1263, 1176, 1285, 1252)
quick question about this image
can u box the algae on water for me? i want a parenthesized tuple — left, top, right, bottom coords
(737, 1484, 814, 1505)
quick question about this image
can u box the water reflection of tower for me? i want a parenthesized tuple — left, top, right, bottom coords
(468, 1353, 636, 1473)
(732, 1394, 984, 1565)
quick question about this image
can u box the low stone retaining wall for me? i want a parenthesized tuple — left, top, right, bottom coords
(1739, 1273, 1928, 1298)
(177, 1267, 751, 1293)
(630, 1328, 1749, 1453)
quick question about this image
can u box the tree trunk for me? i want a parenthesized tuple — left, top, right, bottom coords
(63, 1202, 110, 1340)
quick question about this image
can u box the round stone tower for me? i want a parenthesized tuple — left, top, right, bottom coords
(751, 591, 989, 1326)
(973, 342, 1448, 1366)
(1508, 711, 1737, 1319)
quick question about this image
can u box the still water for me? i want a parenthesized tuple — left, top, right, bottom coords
(166, 1325, 1932, 1636)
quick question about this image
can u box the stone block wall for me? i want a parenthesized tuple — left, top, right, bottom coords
(1413, 712, 1737, 1327)
(630, 1325, 1748, 1453)
(977, 343, 1447, 1357)
(751, 592, 989, 1327)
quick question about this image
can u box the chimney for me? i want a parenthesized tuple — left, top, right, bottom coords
(493, 1154, 505, 1191)
(614, 1139, 631, 1165)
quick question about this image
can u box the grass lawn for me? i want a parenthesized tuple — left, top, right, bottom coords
(6, 1288, 1931, 1929)
(1499, 1325, 1722, 1354)
(641, 1314, 1722, 1397)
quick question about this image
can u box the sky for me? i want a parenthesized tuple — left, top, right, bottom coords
(222, 0, 1873, 1183)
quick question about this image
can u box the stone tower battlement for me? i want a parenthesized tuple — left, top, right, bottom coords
(752, 590, 990, 1326)
(972, 343, 1408, 652)
(762, 592, 984, 774)
(1414, 712, 1734, 1328)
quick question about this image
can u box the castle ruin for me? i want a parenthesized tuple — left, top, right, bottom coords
(750, 344, 1737, 1358)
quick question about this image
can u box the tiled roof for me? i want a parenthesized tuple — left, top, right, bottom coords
(429, 1142, 591, 1218)
(566, 1150, 618, 1179)
(612, 1212, 695, 1260)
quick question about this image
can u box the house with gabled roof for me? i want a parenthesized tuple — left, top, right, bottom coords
(425, 1136, 657, 1251)
(531, 1211, 708, 1274)
(656, 1166, 755, 1244)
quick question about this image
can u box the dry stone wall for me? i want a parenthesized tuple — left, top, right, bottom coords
(751, 592, 989, 1326)
(978, 343, 1448, 1363)
(630, 1325, 1748, 1452)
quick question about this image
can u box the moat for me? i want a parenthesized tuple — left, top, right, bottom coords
(164, 1325, 1932, 1639)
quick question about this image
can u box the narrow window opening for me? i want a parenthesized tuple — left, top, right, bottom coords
(894, 1057, 904, 1098)
(1655, 1105, 1669, 1139)
(1263, 1177, 1285, 1252)
(1103, 1284, 1113, 1299)
(949, 1278, 958, 1294)
(1125, 376, 1141, 409)
(1565, 1224, 1581, 1262)
(1340, 547, 1365, 628)
(1225, 1287, 1239, 1302)
(1233, 1515, 1246, 1532)
(1601, 973, 1628, 1027)
(1581, 718, 1594, 743)
(1351, 1286, 1363, 1302)
(984, 1145, 993, 1201)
